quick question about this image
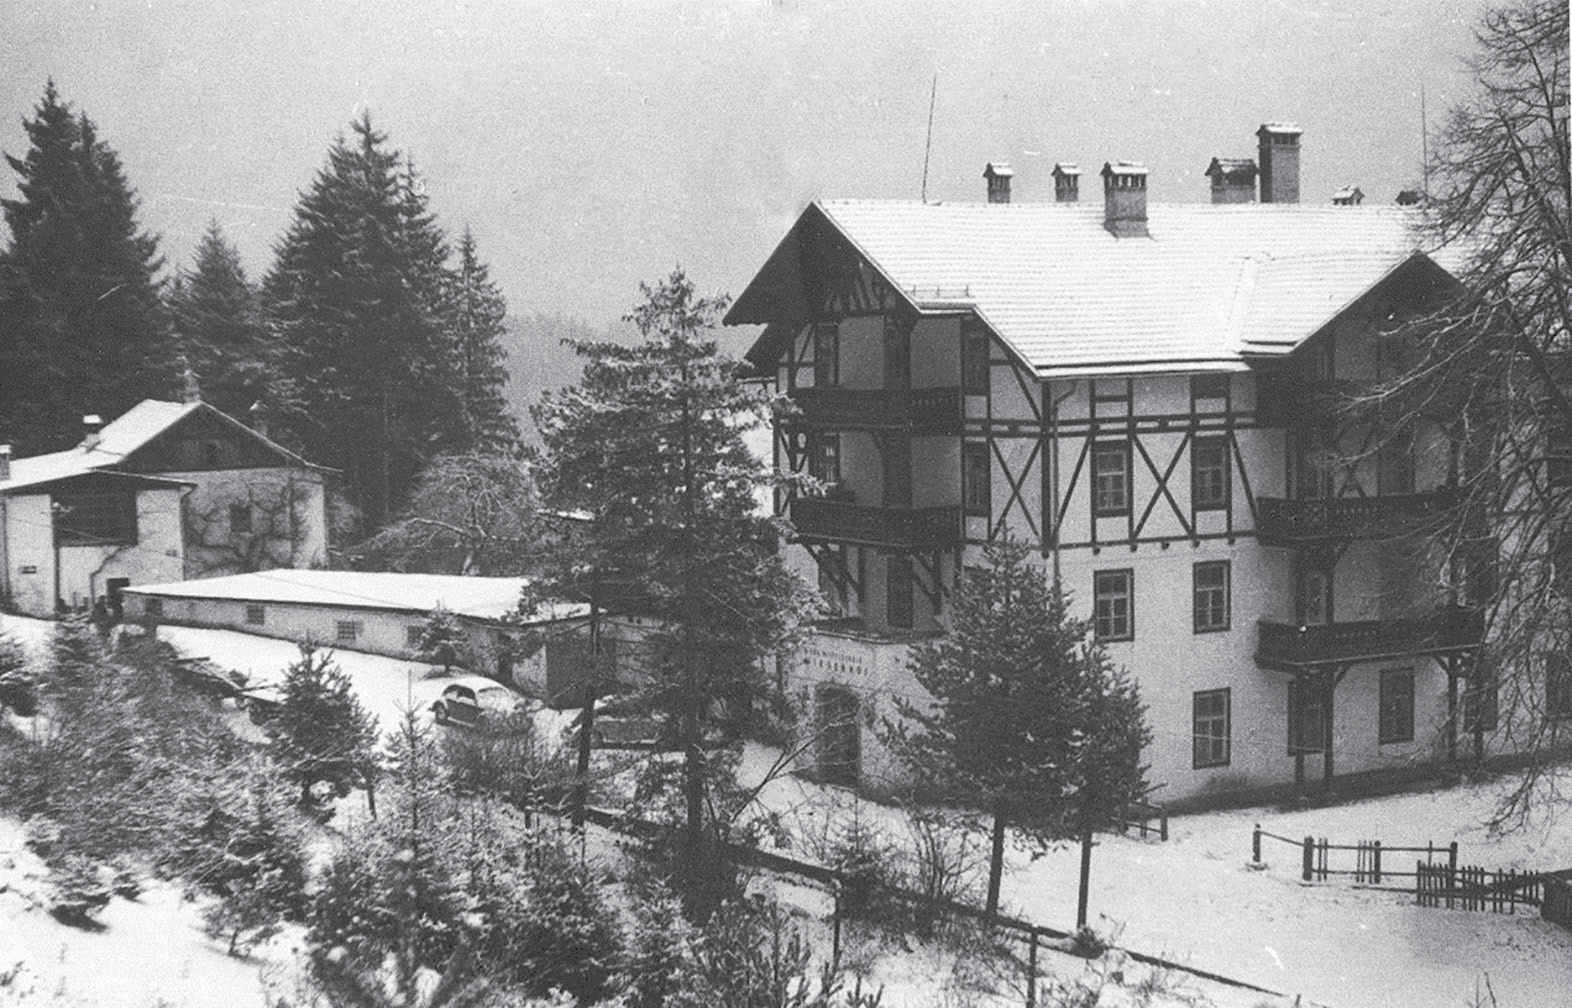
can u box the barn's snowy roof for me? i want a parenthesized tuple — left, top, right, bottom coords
(729, 200, 1469, 377)
(127, 570, 587, 625)
(1, 399, 318, 494)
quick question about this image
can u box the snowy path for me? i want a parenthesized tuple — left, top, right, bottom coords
(740, 744, 1572, 1008)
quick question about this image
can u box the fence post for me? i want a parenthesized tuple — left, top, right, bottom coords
(1373, 840, 1382, 885)
(1253, 825, 1262, 864)
(1303, 836, 1314, 882)
(1159, 810, 1168, 842)
(1026, 931, 1038, 1008)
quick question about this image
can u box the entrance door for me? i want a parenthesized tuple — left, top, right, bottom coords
(816, 685, 861, 787)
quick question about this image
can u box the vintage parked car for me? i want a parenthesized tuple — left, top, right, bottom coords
(430, 676, 527, 727)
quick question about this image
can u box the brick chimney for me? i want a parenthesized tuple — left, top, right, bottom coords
(1331, 185, 1364, 206)
(81, 415, 103, 451)
(1257, 123, 1302, 204)
(1101, 161, 1149, 238)
(0, 445, 10, 482)
(1205, 157, 1257, 204)
(1052, 162, 1081, 203)
(984, 162, 1014, 204)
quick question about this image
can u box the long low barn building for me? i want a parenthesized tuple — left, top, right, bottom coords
(123, 570, 606, 703)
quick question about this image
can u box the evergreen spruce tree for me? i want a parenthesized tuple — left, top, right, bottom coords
(881, 538, 1150, 919)
(448, 229, 519, 452)
(533, 268, 816, 915)
(415, 606, 466, 674)
(0, 81, 175, 452)
(265, 647, 379, 811)
(169, 219, 287, 418)
(264, 113, 467, 533)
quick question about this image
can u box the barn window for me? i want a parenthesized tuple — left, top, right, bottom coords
(229, 503, 253, 535)
(245, 604, 266, 626)
(336, 620, 361, 643)
(54, 492, 137, 546)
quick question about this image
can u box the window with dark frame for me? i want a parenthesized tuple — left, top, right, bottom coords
(1547, 652, 1572, 721)
(961, 442, 990, 516)
(1191, 437, 1229, 511)
(229, 502, 253, 535)
(813, 323, 840, 387)
(1192, 689, 1231, 768)
(203, 442, 221, 466)
(1379, 668, 1415, 744)
(1092, 441, 1130, 517)
(335, 620, 361, 643)
(887, 555, 914, 629)
(1093, 569, 1133, 641)
(245, 603, 266, 626)
(53, 492, 138, 546)
(961, 321, 989, 394)
(808, 432, 841, 486)
(146, 598, 163, 619)
(1193, 561, 1230, 633)
(1288, 678, 1328, 755)
(1462, 672, 1499, 734)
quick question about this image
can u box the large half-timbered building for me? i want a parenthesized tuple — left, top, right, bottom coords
(726, 125, 1492, 802)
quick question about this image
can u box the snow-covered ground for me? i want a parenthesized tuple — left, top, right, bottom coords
(0, 817, 285, 1008)
(741, 744, 1572, 1008)
(5, 612, 1570, 1007)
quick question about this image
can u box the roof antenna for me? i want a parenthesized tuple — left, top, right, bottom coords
(1420, 82, 1430, 201)
(921, 73, 938, 203)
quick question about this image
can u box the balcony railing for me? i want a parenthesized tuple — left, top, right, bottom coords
(1256, 489, 1456, 542)
(785, 386, 963, 434)
(1256, 607, 1485, 670)
(789, 498, 961, 550)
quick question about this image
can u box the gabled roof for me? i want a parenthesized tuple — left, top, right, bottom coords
(729, 200, 1469, 377)
(1, 399, 321, 494)
(126, 569, 587, 625)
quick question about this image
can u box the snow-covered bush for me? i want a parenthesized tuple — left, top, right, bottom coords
(0, 632, 34, 716)
(441, 709, 573, 809)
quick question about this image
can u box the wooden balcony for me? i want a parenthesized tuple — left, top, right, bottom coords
(1256, 489, 1455, 542)
(789, 498, 961, 550)
(1256, 607, 1485, 671)
(785, 386, 963, 434)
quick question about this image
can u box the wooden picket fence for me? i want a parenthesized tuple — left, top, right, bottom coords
(1252, 824, 1456, 887)
(1415, 862, 1543, 914)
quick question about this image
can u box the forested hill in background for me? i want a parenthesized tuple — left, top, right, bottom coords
(499, 311, 760, 445)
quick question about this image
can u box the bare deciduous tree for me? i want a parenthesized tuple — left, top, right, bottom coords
(1369, 0, 1569, 826)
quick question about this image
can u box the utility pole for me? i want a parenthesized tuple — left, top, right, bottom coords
(572, 569, 601, 831)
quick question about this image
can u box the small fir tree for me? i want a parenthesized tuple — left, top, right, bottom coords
(266, 647, 379, 811)
(416, 606, 466, 674)
(882, 538, 1151, 918)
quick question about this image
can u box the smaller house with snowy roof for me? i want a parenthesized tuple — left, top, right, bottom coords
(0, 399, 329, 618)
(121, 569, 617, 705)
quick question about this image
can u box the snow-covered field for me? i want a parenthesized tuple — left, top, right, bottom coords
(742, 744, 1572, 1008)
(5, 612, 1571, 1007)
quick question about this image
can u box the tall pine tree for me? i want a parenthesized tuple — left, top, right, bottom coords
(0, 81, 175, 452)
(449, 228, 518, 452)
(169, 219, 287, 419)
(264, 113, 467, 533)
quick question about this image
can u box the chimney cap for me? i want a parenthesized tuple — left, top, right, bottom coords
(82, 414, 103, 427)
(0, 444, 11, 456)
(983, 162, 1014, 178)
(1052, 162, 1081, 177)
(1331, 185, 1365, 205)
(1205, 157, 1258, 180)
(1256, 122, 1303, 137)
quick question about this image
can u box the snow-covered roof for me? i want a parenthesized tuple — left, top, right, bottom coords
(729, 200, 1469, 377)
(125, 570, 588, 625)
(0, 399, 320, 494)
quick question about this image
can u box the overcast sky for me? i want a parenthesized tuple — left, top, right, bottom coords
(3, 0, 1490, 333)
